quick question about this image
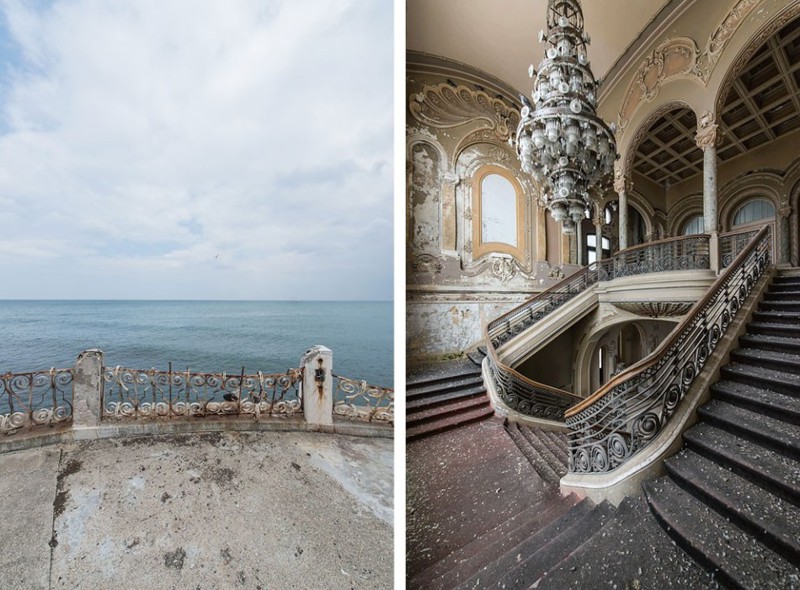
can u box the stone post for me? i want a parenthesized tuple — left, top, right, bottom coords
(614, 165, 632, 251)
(72, 349, 104, 429)
(301, 345, 333, 430)
(697, 112, 720, 272)
(778, 205, 791, 266)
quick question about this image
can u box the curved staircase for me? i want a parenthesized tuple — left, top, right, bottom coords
(408, 270, 800, 589)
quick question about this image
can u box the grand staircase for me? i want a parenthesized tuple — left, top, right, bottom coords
(409, 270, 800, 589)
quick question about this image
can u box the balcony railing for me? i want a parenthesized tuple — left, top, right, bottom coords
(484, 234, 712, 420)
(564, 226, 771, 474)
(332, 374, 394, 423)
(0, 368, 73, 434)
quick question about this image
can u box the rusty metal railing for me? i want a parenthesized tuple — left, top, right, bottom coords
(102, 365, 303, 420)
(0, 368, 73, 434)
(332, 374, 394, 423)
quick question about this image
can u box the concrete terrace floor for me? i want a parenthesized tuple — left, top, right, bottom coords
(1, 430, 393, 590)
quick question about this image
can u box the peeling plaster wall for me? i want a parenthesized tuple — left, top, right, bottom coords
(407, 57, 577, 363)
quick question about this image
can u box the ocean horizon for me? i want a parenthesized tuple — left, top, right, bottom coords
(0, 300, 393, 388)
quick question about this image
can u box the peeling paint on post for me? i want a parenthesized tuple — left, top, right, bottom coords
(73, 349, 104, 429)
(301, 345, 333, 430)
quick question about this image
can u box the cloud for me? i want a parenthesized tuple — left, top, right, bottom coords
(0, 0, 393, 300)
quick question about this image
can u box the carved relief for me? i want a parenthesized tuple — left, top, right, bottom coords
(411, 253, 444, 274)
(695, 111, 721, 149)
(694, 0, 760, 82)
(618, 38, 699, 133)
(491, 257, 517, 282)
(612, 301, 694, 318)
(409, 83, 520, 142)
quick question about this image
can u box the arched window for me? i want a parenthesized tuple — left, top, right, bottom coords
(682, 215, 704, 236)
(480, 174, 517, 246)
(732, 198, 775, 227)
(472, 166, 524, 260)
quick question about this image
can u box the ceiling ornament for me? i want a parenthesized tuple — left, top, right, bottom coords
(515, 0, 617, 235)
(409, 83, 520, 142)
(693, 0, 761, 82)
(617, 38, 699, 135)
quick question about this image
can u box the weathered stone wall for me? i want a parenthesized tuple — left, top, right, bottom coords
(406, 54, 578, 363)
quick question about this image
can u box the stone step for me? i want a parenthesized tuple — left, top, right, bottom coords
(698, 399, 800, 460)
(486, 501, 616, 590)
(644, 478, 800, 590)
(664, 449, 800, 564)
(453, 500, 597, 590)
(505, 422, 560, 487)
(739, 333, 800, 355)
(407, 373, 484, 400)
(760, 299, 800, 312)
(518, 424, 567, 479)
(771, 275, 800, 286)
(407, 395, 491, 428)
(409, 495, 580, 590)
(535, 496, 714, 590)
(763, 290, 800, 301)
(683, 424, 800, 505)
(747, 321, 800, 339)
(407, 362, 482, 391)
(539, 428, 569, 467)
(721, 362, 800, 397)
(729, 347, 800, 377)
(710, 380, 800, 424)
(752, 309, 800, 325)
(406, 384, 487, 412)
(406, 405, 495, 441)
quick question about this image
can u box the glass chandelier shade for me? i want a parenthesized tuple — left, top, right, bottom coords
(515, 0, 618, 234)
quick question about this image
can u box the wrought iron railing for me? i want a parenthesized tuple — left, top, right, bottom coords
(719, 226, 766, 268)
(102, 365, 303, 420)
(564, 226, 771, 474)
(484, 234, 712, 420)
(332, 374, 394, 423)
(0, 368, 73, 434)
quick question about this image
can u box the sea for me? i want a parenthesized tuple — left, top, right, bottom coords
(0, 300, 394, 388)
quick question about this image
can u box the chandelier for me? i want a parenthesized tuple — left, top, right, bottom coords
(515, 0, 618, 234)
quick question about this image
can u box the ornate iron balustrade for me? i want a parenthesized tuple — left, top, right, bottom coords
(484, 234, 711, 421)
(564, 226, 771, 474)
(0, 368, 73, 434)
(102, 365, 302, 420)
(719, 226, 765, 268)
(332, 374, 394, 423)
(612, 234, 710, 277)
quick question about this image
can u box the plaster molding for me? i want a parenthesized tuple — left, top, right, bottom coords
(695, 111, 722, 149)
(410, 253, 444, 275)
(617, 37, 700, 135)
(694, 0, 761, 82)
(715, 2, 800, 113)
(409, 83, 520, 142)
(612, 301, 694, 318)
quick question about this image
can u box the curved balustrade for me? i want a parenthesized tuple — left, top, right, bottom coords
(483, 234, 712, 421)
(564, 226, 771, 474)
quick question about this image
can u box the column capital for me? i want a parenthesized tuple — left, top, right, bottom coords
(613, 162, 632, 194)
(778, 204, 792, 219)
(695, 111, 721, 149)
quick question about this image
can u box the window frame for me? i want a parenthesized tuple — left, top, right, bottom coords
(472, 165, 525, 260)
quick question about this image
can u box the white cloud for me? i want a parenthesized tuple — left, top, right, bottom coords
(0, 0, 393, 299)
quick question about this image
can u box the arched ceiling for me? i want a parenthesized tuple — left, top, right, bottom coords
(407, 0, 673, 94)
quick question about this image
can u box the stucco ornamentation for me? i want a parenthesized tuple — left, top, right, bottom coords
(409, 83, 520, 141)
(694, 0, 761, 82)
(491, 257, 517, 282)
(612, 301, 695, 318)
(695, 111, 721, 149)
(618, 38, 699, 134)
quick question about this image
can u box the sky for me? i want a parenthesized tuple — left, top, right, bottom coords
(0, 0, 393, 300)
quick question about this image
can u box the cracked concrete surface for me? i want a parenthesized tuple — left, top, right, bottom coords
(1, 431, 393, 590)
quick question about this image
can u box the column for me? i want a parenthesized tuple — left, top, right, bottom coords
(614, 166, 632, 251)
(300, 345, 333, 430)
(594, 214, 604, 261)
(576, 218, 584, 266)
(696, 112, 720, 271)
(778, 205, 791, 266)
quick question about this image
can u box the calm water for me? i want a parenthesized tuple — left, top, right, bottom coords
(0, 301, 393, 388)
